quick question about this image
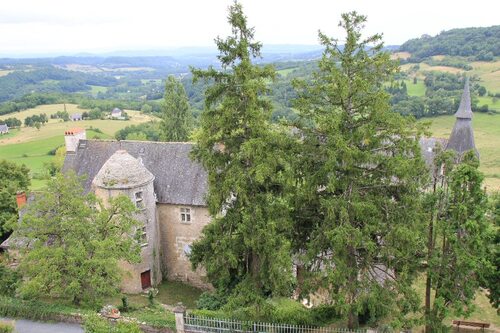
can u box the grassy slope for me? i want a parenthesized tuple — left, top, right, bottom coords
(0, 104, 157, 189)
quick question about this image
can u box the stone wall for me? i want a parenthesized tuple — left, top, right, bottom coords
(157, 203, 212, 290)
(94, 179, 162, 294)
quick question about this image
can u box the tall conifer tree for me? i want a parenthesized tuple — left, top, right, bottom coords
(161, 75, 192, 142)
(190, 1, 294, 305)
(293, 12, 428, 328)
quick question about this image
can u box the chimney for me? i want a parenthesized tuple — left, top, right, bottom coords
(64, 127, 86, 153)
(16, 191, 27, 209)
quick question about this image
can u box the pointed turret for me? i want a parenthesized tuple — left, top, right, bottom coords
(446, 78, 479, 158)
(454, 78, 473, 119)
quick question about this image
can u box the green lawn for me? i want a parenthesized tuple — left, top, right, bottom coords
(404, 79, 426, 97)
(0, 128, 21, 139)
(477, 96, 500, 111)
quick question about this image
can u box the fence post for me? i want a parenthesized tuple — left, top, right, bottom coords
(173, 302, 187, 333)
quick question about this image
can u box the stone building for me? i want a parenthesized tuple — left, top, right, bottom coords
(62, 139, 210, 293)
(1, 81, 477, 294)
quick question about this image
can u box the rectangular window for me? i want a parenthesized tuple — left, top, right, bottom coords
(140, 226, 148, 246)
(180, 207, 191, 223)
(135, 191, 144, 209)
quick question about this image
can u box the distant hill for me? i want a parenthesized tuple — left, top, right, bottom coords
(399, 26, 500, 61)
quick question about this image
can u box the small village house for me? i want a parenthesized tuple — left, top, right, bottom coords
(0, 124, 8, 134)
(111, 108, 122, 118)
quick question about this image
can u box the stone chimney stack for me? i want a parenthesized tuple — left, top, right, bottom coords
(64, 128, 86, 153)
(16, 191, 27, 209)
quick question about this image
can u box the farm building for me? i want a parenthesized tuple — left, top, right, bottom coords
(111, 108, 122, 118)
(71, 113, 82, 121)
(0, 124, 8, 134)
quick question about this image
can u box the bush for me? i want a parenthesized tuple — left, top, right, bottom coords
(0, 296, 85, 321)
(83, 314, 142, 333)
(193, 298, 340, 326)
(196, 291, 226, 311)
(0, 265, 20, 297)
(0, 322, 14, 333)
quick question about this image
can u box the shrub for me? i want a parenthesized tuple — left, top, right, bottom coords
(0, 322, 14, 333)
(0, 265, 20, 297)
(84, 314, 141, 333)
(196, 291, 226, 310)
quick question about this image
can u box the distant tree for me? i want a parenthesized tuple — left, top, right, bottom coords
(0, 160, 30, 241)
(293, 12, 428, 328)
(15, 172, 141, 306)
(140, 103, 153, 114)
(423, 151, 493, 332)
(3, 117, 21, 128)
(190, 0, 294, 307)
(160, 76, 192, 141)
(413, 77, 418, 84)
(477, 86, 487, 97)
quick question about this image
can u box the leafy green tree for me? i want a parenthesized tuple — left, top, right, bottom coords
(0, 160, 30, 241)
(293, 12, 428, 328)
(160, 75, 192, 141)
(482, 192, 499, 311)
(14, 172, 141, 306)
(190, 1, 294, 307)
(423, 151, 493, 332)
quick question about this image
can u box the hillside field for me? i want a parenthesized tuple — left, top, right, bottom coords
(0, 104, 157, 189)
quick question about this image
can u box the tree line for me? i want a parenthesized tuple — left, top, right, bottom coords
(399, 25, 500, 62)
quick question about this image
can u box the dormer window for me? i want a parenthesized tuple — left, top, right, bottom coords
(180, 208, 191, 223)
(135, 191, 144, 209)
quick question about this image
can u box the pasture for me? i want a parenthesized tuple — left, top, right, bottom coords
(0, 104, 157, 189)
(426, 111, 500, 191)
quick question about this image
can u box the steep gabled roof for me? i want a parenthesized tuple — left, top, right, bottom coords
(454, 78, 473, 119)
(0, 124, 8, 132)
(446, 79, 478, 157)
(63, 140, 208, 206)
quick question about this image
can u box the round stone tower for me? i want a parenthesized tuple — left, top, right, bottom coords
(92, 150, 161, 293)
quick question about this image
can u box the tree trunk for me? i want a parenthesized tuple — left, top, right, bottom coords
(348, 309, 358, 329)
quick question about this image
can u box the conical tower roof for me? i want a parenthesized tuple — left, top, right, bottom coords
(92, 150, 154, 189)
(446, 79, 478, 157)
(454, 78, 473, 119)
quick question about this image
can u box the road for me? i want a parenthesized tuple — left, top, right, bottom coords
(1, 318, 83, 333)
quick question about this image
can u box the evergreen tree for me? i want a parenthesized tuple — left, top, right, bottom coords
(424, 151, 493, 332)
(14, 172, 141, 306)
(293, 12, 428, 328)
(190, 1, 295, 306)
(160, 75, 192, 142)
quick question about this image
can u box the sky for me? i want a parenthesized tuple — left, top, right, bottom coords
(1, 0, 498, 56)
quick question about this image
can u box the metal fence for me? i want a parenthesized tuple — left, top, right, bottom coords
(184, 314, 372, 333)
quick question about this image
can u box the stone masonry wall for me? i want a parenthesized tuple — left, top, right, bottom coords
(157, 204, 212, 290)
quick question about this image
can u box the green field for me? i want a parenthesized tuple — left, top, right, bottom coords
(426, 112, 500, 192)
(404, 79, 426, 97)
(90, 85, 108, 95)
(0, 104, 157, 189)
(277, 67, 298, 77)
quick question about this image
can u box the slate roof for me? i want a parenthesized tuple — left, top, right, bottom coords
(63, 140, 208, 206)
(446, 79, 478, 157)
(0, 124, 8, 132)
(111, 108, 122, 115)
(419, 137, 448, 167)
(93, 150, 155, 189)
(454, 78, 473, 119)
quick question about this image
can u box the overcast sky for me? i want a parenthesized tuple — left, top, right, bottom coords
(1, 0, 498, 56)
